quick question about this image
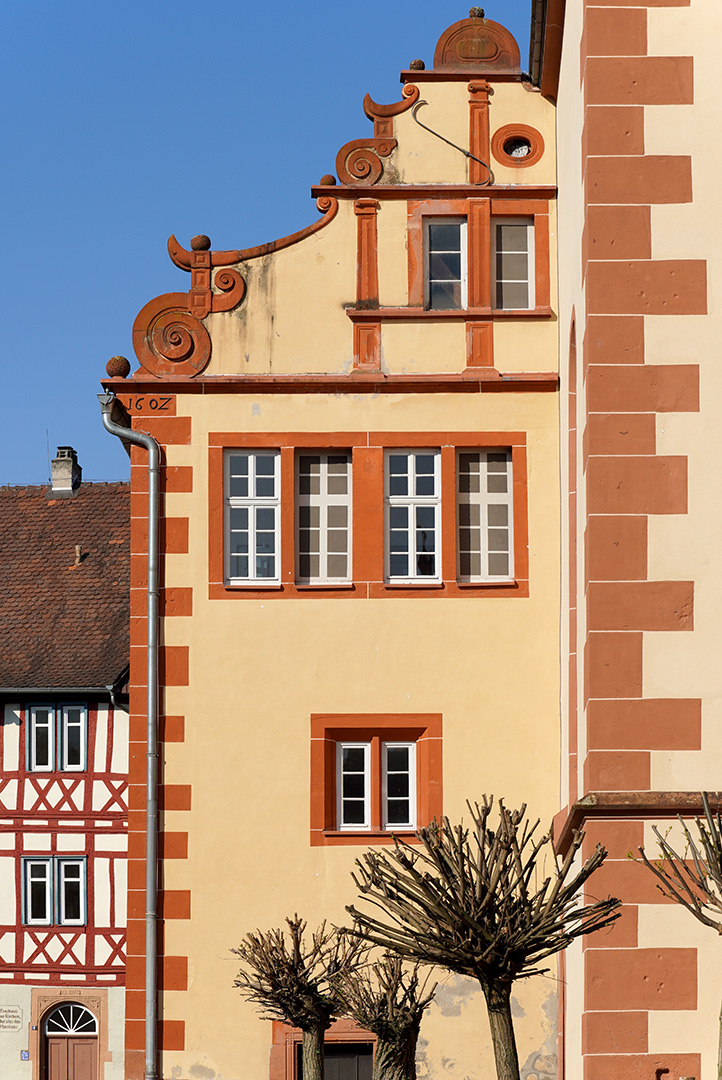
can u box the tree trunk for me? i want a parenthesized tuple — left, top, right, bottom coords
(372, 1029, 419, 1080)
(483, 984, 521, 1080)
(301, 1023, 326, 1080)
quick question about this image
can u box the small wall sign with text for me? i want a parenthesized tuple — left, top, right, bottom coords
(0, 1006, 23, 1032)
(118, 395, 177, 416)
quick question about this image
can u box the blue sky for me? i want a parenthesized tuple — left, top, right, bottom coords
(1, 1, 532, 483)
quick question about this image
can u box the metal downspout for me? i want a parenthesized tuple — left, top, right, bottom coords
(98, 392, 160, 1080)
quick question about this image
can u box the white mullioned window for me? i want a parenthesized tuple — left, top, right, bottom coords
(457, 450, 514, 581)
(492, 217, 534, 310)
(335, 740, 417, 832)
(22, 858, 86, 925)
(385, 450, 441, 583)
(336, 743, 370, 830)
(382, 742, 416, 830)
(57, 859, 86, 925)
(424, 218, 467, 310)
(225, 450, 281, 584)
(28, 705, 87, 772)
(24, 860, 52, 924)
(296, 453, 352, 584)
(29, 706, 54, 771)
(60, 705, 87, 771)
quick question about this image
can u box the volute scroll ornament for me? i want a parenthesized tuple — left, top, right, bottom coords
(132, 293, 211, 379)
(335, 137, 397, 186)
(363, 84, 420, 137)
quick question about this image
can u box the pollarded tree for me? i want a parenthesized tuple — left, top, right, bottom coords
(346, 797, 621, 1080)
(232, 915, 364, 1080)
(332, 953, 436, 1080)
(638, 792, 722, 1079)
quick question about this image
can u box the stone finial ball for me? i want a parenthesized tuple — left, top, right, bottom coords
(190, 234, 212, 251)
(106, 355, 131, 379)
(319, 174, 337, 186)
(409, 59, 425, 70)
(469, 7, 485, 17)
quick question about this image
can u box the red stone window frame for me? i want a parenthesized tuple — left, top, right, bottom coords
(270, 1019, 376, 1080)
(310, 713, 442, 847)
(407, 198, 551, 315)
(208, 431, 529, 599)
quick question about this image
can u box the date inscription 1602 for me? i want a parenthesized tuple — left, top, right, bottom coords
(117, 395, 176, 416)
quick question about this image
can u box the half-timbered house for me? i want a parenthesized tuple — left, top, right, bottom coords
(0, 449, 129, 1080)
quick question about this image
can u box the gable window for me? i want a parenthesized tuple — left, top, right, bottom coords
(424, 218, 467, 310)
(297, 453, 352, 584)
(22, 857, 86, 925)
(225, 450, 280, 584)
(385, 451, 440, 583)
(492, 217, 534, 310)
(28, 705, 87, 772)
(457, 450, 514, 581)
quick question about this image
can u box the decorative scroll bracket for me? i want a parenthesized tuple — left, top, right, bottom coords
(335, 137, 397, 186)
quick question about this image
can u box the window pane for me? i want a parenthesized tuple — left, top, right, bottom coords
(496, 281, 529, 310)
(298, 505, 319, 529)
(342, 773, 366, 799)
(228, 455, 248, 498)
(388, 455, 408, 496)
(460, 552, 481, 577)
(497, 224, 528, 250)
(387, 746, 409, 771)
(487, 474, 508, 493)
(342, 802, 365, 825)
(327, 555, 347, 578)
(229, 507, 248, 531)
(488, 504, 509, 526)
(416, 506, 435, 530)
(429, 252, 461, 280)
(489, 553, 510, 576)
(28, 864, 49, 921)
(327, 530, 347, 553)
(497, 252, 528, 280)
(230, 554, 249, 577)
(66, 723, 81, 767)
(343, 746, 365, 771)
(299, 530, 320, 555)
(256, 508, 275, 532)
(63, 881, 81, 922)
(428, 223, 461, 251)
(488, 529, 509, 552)
(299, 554, 319, 579)
(389, 554, 408, 577)
(387, 800, 410, 825)
(34, 725, 50, 768)
(387, 773, 409, 798)
(429, 279, 461, 309)
(327, 504, 347, 528)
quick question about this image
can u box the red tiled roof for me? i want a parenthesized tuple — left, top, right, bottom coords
(0, 482, 129, 690)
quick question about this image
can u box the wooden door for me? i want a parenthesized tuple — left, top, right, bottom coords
(46, 1037, 97, 1080)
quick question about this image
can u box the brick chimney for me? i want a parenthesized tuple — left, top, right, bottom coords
(50, 446, 82, 496)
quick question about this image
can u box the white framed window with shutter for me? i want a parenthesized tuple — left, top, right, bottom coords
(457, 450, 514, 581)
(492, 217, 534, 310)
(296, 453, 352, 584)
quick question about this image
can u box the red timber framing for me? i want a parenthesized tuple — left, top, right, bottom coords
(0, 703, 127, 985)
(550, 0, 705, 1077)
